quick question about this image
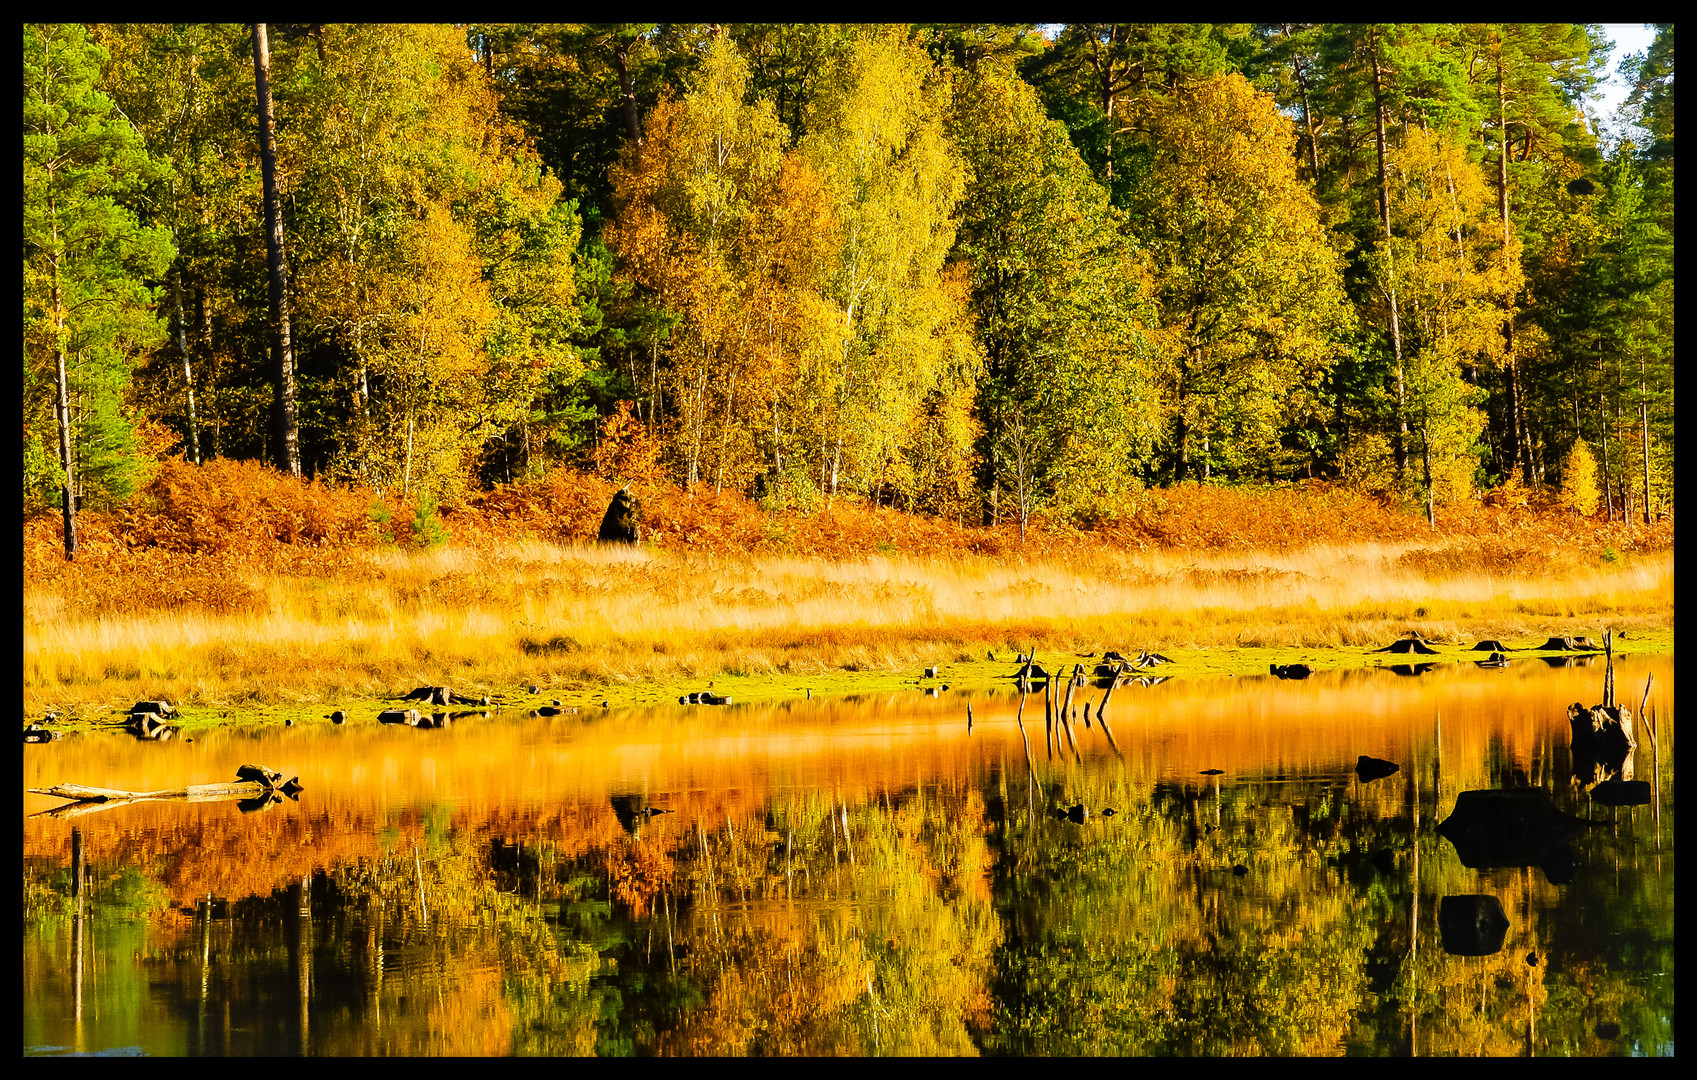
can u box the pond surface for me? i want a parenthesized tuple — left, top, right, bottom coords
(23, 654, 1674, 1056)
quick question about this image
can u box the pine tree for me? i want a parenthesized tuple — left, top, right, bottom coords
(23, 23, 175, 557)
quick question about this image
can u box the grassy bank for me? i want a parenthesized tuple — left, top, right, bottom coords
(23, 459, 1674, 724)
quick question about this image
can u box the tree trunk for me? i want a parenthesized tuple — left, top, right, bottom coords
(171, 266, 201, 465)
(252, 23, 299, 477)
(50, 258, 77, 561)
(1639, 357, 1653, 524)
(1371, 38, 1409, 478)
(196, 283, 219, 460)
(1289, 37, 1322, 179)
(614, 37, 642, 146)
(1493, 48, 1532, 485)
(1422, 419, 1435, 529)
(1598, 391, 1611, 521)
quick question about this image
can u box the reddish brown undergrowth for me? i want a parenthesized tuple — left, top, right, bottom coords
(24, 457, 1674, 622)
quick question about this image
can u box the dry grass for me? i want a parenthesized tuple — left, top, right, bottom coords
(22, 458, 1674, 712)
(24, 536, 1673, 713)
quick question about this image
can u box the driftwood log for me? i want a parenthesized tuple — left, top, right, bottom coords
(30, 765, 300, 820)
(402, 686, 489, 707)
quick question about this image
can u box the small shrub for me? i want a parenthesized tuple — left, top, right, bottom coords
(410, 492, 450, 549)
(1559, 439, 1600, 517)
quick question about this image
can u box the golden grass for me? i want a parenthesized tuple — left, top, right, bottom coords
(23, 537, 1673, 713)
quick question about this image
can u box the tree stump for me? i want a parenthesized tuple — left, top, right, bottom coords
(598, 486, 643, 544)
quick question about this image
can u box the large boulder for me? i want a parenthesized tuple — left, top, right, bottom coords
(598, 486, 643, 544)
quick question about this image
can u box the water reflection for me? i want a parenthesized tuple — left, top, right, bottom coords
(22, 657, 1674, 1056)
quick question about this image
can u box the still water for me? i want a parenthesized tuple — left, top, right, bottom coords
(23, 655, 1673, 1056)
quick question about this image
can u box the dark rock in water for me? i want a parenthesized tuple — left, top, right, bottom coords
(1270, 663, 1312, 679)
(1101, 807, 1118, 817)
(236, 763, 284, 789)
(535, 706, 562, 716)
(1474, 653, 1511, 669)
(1590, 779, 1653, 806)
(1355, 755, 1399, 782)
(330, 710, 346, 724)
(1439, 894, 1511, 956)
(598, 486, 643, 544)
(1200, 768, 1224, 776)
(1014, 662, 1050, 681)
(1437, 788, 1591, 879)
(23, 728, 61, 743)
(1388, 663, 1437, 676)
(379, 708, 422, 725)
(1067, 804, 1088, 824)
(1373, 637, 1440, 655)
(1232, 864, 1249, 877)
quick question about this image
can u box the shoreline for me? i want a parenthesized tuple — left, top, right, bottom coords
(28, 625, 1672, 736)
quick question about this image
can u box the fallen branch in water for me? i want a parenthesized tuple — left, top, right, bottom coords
(29, 766, 301, 820)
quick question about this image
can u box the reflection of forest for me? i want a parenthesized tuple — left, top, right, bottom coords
(23, 725, 1672, 1055)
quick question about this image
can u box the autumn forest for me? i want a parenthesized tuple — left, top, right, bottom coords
(23, 24, 1675, 549)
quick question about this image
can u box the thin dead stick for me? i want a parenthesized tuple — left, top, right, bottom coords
(1014, 689, 1035, 774)
(1044, 668, 1055, 760)
(1638, 673, 1656, 751)
(1096, 662, 1121, 722)
(1058, 665, 1080, 759)
(1096, 664, 1124, 756)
